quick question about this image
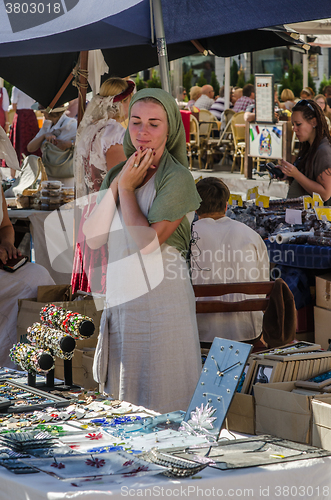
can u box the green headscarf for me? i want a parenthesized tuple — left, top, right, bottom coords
(123, 87, 188, 168)
(98, 88, 201, 255)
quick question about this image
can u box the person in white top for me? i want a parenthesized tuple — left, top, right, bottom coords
(0, 86, 9, 133)
(27, 104, 77, 186)
(71, 77, 135, 294)
(191, 177, 270, 343)
(7, 87, 39, 178)
(194, 85, 215, 110)
(11, 87, 36, 111)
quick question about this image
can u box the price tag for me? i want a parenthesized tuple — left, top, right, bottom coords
(256, 195, 270, 208)
(285, 209, 302, 225)
(313, 192, 323, 207)
(246, 186, 259, 201)
(315, 207, 331, 221)
(303, 196, 313, 209)
(229, 194, 243, 207)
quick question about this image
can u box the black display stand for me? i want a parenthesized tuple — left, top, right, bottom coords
(27, 358, 80, 391)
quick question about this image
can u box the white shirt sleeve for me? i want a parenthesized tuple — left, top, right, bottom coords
(1, 88, 9, 112)
(100, 121, 125, 154)
(11, 86, 18, 105)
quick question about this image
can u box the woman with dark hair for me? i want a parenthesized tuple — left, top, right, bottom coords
(279, 99, 331, 204)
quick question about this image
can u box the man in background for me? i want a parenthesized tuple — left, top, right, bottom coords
(194, 84, 215, 110)
(233, 83, 255, 113)
(192, 177, 269, 343)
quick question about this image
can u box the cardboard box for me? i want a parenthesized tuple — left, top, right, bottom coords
(17, 297, 104, 349)
(254, 381, 331, 444)
(314, 306, 331, 350)
(226, 393, 255, 435)
(316, 273, 331, 310)
(54, 348, 97, 390)
(312, 399, 331, 450)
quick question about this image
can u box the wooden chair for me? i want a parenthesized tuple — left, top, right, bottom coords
(186, 114, 201, 170)
(218, 108, 235, 165)
(230, 111, 246, 174)
(198, 109, 219, 169)
(193, 281, 275, 351)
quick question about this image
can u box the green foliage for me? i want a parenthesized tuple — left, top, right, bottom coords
(308, 72, 316, 95)
(183, 69, 193, 95)
(318, 75, 331, 95)
(237, 69, 246, 88)
(210, 71, 220, 96)
(146, 70, 162, 88)
(197, 71, 207, 87)
(3, 81, 13, 99)
(246, 74, 254, 85)
(135, 74, 146, 91)
(279, 60, 303, 98)
(230, 60, 239, 87)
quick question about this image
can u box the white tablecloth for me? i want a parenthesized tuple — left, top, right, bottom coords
(0, 429, 330, 500)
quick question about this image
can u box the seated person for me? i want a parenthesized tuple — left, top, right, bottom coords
(0, 186, 54, 367)
(210, 86, 233, 121)
(233, 84, 254, 113)
(27, 104, 77, 187)
(194, 85, 215, 110)
(191, 177, 270, 343)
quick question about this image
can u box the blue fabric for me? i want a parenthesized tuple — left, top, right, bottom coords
(271, 265, 311, 310)
(1, 0, 331, 55)
(266, 240, 331, 269)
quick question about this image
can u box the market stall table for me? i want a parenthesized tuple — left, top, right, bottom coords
(0, 431, 329, 500)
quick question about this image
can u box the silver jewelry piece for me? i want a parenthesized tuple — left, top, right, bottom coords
(133, 163, 139, 168)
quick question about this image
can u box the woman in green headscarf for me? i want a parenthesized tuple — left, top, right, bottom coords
(84, 88, 202, 413)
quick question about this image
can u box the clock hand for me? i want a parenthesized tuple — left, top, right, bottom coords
(212, 358, 222, 376)
(219, 361, 242, 376)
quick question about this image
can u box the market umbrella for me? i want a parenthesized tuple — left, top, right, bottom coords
(0, 28, 309, 108)
(0, 0, 330, 105)
(1, 0, 331, 54)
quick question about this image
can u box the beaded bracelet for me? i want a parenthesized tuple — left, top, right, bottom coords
(10, 343, 54, 374)
(27, 323, 76, 360)
(40, 304, 95, 339)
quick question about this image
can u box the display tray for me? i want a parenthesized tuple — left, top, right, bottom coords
(162, 435, 331, 470)
(0, 380, 70, 413)
(266, 240, 331, 269)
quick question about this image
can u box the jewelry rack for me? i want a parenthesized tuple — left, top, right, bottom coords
(11, 304, 95, 391)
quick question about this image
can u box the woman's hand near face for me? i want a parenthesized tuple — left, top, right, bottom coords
(118, 148, 155, 192)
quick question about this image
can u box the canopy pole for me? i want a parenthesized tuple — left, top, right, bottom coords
(77, 51, 89, 125)
(151, 0, 171, 94)
(224, 57, 231, 109)
(46, 72, 74, 112)
(302, 35, 308, 88)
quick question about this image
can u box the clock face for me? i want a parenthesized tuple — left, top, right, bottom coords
(184, 338, 252, 439)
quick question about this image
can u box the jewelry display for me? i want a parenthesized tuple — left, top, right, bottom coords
(27, 323, 76, 360)
(40, 304, 95, 339)
(9, 343, 54, 374)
